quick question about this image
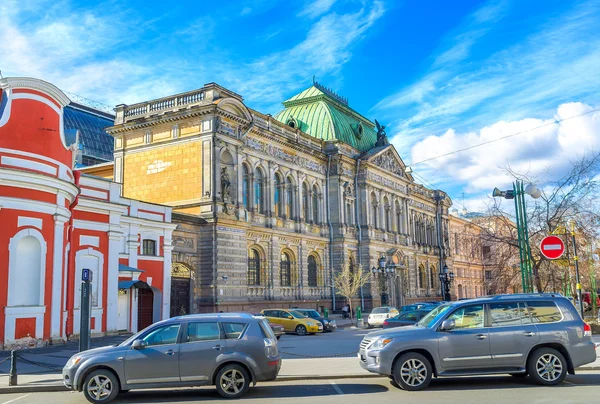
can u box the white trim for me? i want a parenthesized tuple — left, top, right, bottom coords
(0, 169, 77, 197)
(0, 77, 71, 106)
(51, 219, 67, 338)
(4, 306, 47, 341)
(138, 210, 164, 221)
(79, 235, 100, 247)
(1, 155, 58, 176)
(74, 248, 105, 310)
(106, 232, 121, 332)
(17, 216, 43, 230)
(80, 187, 108, 200)
(76, 198, 128, 215)
(8, 228, 47, 307)
(138, 255, 165, 262)
(0, 147, 73, 180)
(73, 219, 110, 232)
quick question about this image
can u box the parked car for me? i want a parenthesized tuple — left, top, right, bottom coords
(359, 293, 595, 391)
(251, 313, 284, 339)
(293, 309, 337, 332)
(367, 306, 399, 328)
(400, 303, 437, 312)
(383, 310, 432, 329)
(62, 313, 281, 403)
(261, 309, 323, 335)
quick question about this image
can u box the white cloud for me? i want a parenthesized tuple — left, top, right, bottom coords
(298, 0, 338, 19)
(409, 102, 600, 205)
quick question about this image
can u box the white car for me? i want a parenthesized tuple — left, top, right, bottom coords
(367, 306, 399, 328)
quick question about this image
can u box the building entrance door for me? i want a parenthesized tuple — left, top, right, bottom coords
(170, 278, 190, 317)
(137, 288, 154, 330)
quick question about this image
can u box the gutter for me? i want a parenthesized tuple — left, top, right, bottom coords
(326, 155, 336, 310)
(355, 159, 364, 310)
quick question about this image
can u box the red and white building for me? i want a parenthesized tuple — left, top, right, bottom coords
(0, 77, 176, 348)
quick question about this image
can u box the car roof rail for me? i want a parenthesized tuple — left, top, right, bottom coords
(487, 293, 564, 300)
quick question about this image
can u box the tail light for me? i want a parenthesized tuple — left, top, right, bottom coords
(383, 320, 389, 327)
(583, 323, 592, 337)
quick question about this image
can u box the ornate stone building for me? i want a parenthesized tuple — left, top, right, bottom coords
(100, 80, 452, 313)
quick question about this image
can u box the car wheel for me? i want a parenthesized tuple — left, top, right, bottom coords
(215, 364, 250, 399)
(296, 325, 307, 335)
(393, 352, 433, 391)
(527, 348, 567, 386)
(82, 369, 120, 404)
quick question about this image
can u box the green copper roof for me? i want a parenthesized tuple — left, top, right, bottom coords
(274, 84, 377, 152)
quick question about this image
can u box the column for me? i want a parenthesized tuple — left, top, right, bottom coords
(163, 241, 174, 320)
(106, 230, 122, 332)
(131, 289, 139, 333)
(51, 215, 69, 339)
(127, 226, 140, 268)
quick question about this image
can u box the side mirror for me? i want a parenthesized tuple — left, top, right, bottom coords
(132, 339, 147, 349)
(440, 319, 455, 332)
(288, 315, 294, 320)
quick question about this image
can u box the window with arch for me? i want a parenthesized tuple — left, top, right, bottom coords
(418, 264, 426, 289)
(302, 182, 309, 221)
(312, 185, 319, 223)
(285, 177, 294, 219)
(242, 164, 250, 210)
(429, 265, 436, 290)
(308, 255, 318, 287)
(274, 173, 283, 217)
(280, 251, 292, 287)
(254, 168, 264, 214)
(370, 192, 378, 227)
(395, 200, 402, 233)
(8, 233, 44, 306)
(248, 248, 261, 285)
(346, 202, 353, 226)
(384, 197, 391, 232)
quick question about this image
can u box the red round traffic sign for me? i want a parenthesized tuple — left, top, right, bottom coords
(540, 236, 565, 260)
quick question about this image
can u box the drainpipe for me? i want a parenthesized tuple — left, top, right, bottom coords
(435, 192, 444, 298)
(326, 155, 336, 310)
(212, 115, 218, 311)
(354, 159, 364, 310)
(65, 170, 82, 337)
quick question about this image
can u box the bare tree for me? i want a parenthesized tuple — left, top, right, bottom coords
(482, 152, 600, 295)
(334, 264, 371, 324)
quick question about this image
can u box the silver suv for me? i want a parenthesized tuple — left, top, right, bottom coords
(63, 313, 281, 403)
(359, 294, 596, 391)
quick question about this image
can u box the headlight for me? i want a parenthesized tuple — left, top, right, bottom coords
(330, 320, 336, 326)
(372, 338, 393, 349)
(306, 322, 315, 326)
(66, 356, 82, 368)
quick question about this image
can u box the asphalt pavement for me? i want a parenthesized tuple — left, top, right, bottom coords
(2, 372, 600, 404)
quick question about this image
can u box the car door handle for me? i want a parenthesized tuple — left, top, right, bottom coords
(523, 332, 536, 337)
(165, 350, 176, 356)
(212, 345, 223, 351)
(475, 334, 487, 340)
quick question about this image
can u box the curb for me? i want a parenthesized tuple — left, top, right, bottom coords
(0, 385, 68, 394)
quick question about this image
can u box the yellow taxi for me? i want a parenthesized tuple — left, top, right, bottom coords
(261, 309, 323, 335)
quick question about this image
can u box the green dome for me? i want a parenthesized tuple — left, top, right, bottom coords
(274, 84, 377, 152)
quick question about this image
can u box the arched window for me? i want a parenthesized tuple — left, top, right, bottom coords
(254, 168, 264, 214)
(302, 182, 309, 221)
(371, 192, 378, 228)
(8, 234, 43, 306)
(308, 255, 318, 287)
(285, 177, 294, 219)
(280, 252, 292, 287)
(395, 200, 402, 233)
(248, 248, 261, 285)
(312, 185, 319, 224)
(346, 202, 353, 226)
(274, 173, 283, 217)
(429, 265, 436, 290)
(458, 284, 463, 299)
(242, 164, 250, 210)
(418, 265, 426, 289)
(384, 197, 391, 232)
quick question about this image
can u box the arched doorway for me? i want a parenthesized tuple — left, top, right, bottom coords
(138, 288, 154, 330)
(171, 262, 193, 317)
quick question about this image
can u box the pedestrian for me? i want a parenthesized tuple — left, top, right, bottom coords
(342, 304, 349, 319)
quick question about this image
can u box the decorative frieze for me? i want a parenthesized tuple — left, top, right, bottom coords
(409, 200, 436, 213)
(244, 136, 326, 175)
(372, 150, 404, 177)
(366, 171, 408, 193)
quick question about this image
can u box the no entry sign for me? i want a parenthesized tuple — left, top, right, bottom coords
(540, 236, 565, 260)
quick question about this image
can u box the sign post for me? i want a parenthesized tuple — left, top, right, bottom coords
(79, 269, 93, 352)
(539, 236, 565, 260)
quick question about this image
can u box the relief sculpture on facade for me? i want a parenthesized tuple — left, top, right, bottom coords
(372, 149, 404, 177)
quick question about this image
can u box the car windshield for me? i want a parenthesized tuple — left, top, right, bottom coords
(289, 310, 308, 318)
(301, 310, 320, 318)
(372, 307, 390, 314)
(416, 304, 453, 328)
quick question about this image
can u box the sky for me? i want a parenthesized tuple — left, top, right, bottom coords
(2, 0, 599, 212)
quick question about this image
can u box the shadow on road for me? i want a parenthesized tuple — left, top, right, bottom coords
(387, 373, 600, 391)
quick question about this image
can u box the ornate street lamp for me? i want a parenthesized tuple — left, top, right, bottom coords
(372, 256, 398, 306)
(438, 263, 455, 301)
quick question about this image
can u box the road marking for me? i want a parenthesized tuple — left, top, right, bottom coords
(2, 394, 32, 404)
(330, 381, 344, 395)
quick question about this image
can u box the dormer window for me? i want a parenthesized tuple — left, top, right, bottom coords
(287, 117, 297, 129)
(356, 123, 363, 139)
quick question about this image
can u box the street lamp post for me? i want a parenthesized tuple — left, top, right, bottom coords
(569, 219, 584, 318)
(438, 264, 455, 301)
(372, 256, 399, 307)
(492, 180, 541, 293)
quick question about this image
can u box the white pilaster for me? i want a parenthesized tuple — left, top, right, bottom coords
(106, 230, 123, 332)
(163, 241, 174, 320)
(51, 215, 68, 339)
(131, 289, 139, 333)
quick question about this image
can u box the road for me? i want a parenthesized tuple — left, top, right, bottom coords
(278, 327, 369, 358)
(2, 372, 600, 404)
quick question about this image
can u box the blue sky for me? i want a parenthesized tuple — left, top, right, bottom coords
(2, 0, 599, 211)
